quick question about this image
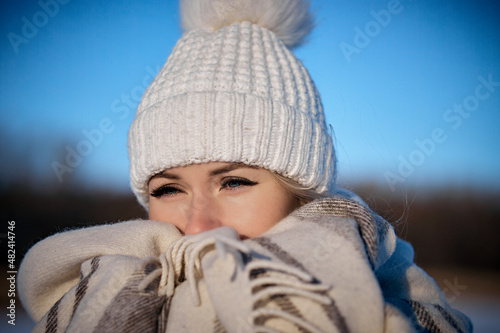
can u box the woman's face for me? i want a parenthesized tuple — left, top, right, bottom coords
(148, 162, 300, 238)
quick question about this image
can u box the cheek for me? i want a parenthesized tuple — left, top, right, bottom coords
(264, 192, 298, 224)
(148, 201, 186, 231)
(224, 189, 296, 237)
(148, 201, 163, 220)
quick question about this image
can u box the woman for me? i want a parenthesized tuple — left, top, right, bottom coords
(148, 162, 304, 238)
(18, 0, 472, 332)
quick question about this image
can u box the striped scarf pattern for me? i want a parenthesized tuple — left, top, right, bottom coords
(19, 197, 472, 332)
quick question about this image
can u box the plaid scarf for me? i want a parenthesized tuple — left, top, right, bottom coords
(19, 196, 472, 332)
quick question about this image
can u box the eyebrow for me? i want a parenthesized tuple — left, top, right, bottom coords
(151, 172, 181, 180)
(208, 163, 259, 176)
(150, 163, 259, 181)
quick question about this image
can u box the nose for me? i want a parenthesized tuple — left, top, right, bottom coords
(184, 194, 222, 235)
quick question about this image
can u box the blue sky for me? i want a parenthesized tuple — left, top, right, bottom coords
(1, 0, 499, 194)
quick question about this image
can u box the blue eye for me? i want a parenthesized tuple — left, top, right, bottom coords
(150, 185, 183, 198)
(221, 177, 257, 190)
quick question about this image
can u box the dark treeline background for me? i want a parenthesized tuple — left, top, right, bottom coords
(2, 181, 499, 270)
(1, 177, 499, 315)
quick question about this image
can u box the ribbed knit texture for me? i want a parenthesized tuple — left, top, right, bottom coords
(128, 21, 335, 208)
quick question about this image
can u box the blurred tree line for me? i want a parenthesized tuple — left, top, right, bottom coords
(1, 180, 498, 271)
(1, 134, 499, 311)
(1, 127, 499, 271)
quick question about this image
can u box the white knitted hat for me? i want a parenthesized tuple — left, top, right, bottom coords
(128, 0, 336, 208)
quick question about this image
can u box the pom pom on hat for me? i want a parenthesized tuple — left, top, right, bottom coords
(180, 0, 314, 48)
